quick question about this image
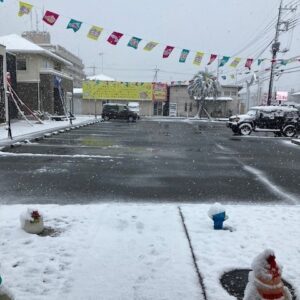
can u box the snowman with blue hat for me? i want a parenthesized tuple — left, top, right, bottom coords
(208, 202, 229, 230)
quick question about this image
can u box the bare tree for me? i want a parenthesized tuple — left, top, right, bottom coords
(187, 71, 220, 119)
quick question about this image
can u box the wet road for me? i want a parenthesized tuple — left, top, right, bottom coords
(0, 119, 299, 204)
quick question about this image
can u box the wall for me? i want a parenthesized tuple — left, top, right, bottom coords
(169, 85, 242, 117)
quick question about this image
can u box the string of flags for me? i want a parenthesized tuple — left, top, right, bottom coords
(4, 1, 300, 72)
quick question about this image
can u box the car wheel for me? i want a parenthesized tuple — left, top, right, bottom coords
(103, 115, 110, 121)
(282, 125, 296, 137)
(128, 116, 134, 122)
(239, 123, 252, 136)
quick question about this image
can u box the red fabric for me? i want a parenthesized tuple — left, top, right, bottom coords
(43, 11, 59, 26)
(207, 54, 217, 65)
(162, 46, 174, 58)
(107, 32, 124, 45)
(261, 292, 284, 299)
(245, 58, 254, 70)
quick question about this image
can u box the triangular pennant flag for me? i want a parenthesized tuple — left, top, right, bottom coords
(144, 41, 158, 51)
(107, 32, 123, 45)
(230, 57, 241, 68)
(245, 58, 254, 70)
(67, 19, 82, 32)
(163, 46, 174, 58)
(87, 26, 103, 40)
(193, 52, 204, 66)
(179, 49, 190, 63)
(42, 10, 59, 26)
(219, 56, 230, 67)
(221, 75, 227, 80)
(258, 59, 264, 66)
(18, 1, 33, 16)
(280, 59, 288, 66)
(230, 74, 235, 80)
(207, 54, 217, 65)
(127, 37, 142, 49)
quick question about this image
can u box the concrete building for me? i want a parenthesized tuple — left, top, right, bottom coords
(0, 34, 73, 115)
(22, 31, 85, 88)
(169, 83, 243, 118)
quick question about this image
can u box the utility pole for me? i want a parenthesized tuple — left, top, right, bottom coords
(267, 0, 297, 105)
(153, 66, 159, 82)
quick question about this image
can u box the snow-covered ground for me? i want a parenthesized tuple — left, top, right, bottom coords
(0, 204, 299, 299)
(0, 116, 96, 142)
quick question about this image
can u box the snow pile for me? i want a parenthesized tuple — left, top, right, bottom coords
(0, 204, 299, 299)
(244, 249, 292, 300)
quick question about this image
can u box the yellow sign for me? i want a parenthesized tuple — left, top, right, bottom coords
(83, 81, 153, 101)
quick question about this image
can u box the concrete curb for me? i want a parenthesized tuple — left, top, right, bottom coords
(0, 119, 101, 149)
(291, 139, 300, 146)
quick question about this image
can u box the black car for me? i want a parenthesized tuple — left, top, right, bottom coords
(102, 104, 138, 122)
(227, 106, 300, 137)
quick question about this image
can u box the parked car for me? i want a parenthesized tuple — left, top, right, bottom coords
(127, 102, 140, 119)
(227, 106, 300, 137)
(102, 103, 138, 122)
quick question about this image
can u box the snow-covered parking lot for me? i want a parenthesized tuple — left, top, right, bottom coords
(0, 203, 299, 299)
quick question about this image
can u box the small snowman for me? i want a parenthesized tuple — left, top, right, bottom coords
(208, 202, 228, 230)
(244, 249, 292, 300)
(0, 276, 14, 300)
(20, 208, 44, 234)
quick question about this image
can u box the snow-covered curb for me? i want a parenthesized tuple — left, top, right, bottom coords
(0, 116, 100, 148)
(291, 138, 300, 146)
(0, 204, 299, 299)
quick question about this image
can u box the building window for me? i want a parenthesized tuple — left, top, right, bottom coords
(224, 91, 231, 97)
(189, 102, 193, 112)
(17, 58, 27, 71)
(231, 91, 237, 96)
(184, 102, 187, 112)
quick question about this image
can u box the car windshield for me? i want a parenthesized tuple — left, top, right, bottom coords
(246, 109, 257, 116)
(0, 1, 300, 299)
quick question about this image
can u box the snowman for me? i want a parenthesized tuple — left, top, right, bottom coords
(244, 249, 292, 300)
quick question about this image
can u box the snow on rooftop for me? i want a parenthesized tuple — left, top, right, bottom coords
(0, 34, 72, 66)
(73, 88, 83, 95)
(87, 74, 115, 81)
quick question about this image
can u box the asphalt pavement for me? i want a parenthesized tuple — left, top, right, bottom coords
(0, 119, 299, 204)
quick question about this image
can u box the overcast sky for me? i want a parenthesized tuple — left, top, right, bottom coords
(0, 0, 300, 92)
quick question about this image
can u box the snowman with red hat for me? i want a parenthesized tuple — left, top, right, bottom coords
(244, 249, 292, 300)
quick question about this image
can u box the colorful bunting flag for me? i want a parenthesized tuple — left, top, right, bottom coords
(230, 57, 241, 68)
(280, 59, 288, 66)
(144, 41, 158, 51)
(230, 74, 235, 80)
(219, 56, 230, 67)
(208, 54, 217, 65)
(193, 52, 204, 66)
(179, 49, 190, 63)
(87, 26, 103, 40)
(127, 37, 142, 49)
(221, 75, 227, 80)
(162, 46, 174, 58)
(245, 58, 254, 70)
(18, 1, 33, 17)
(67, 19, 82, 32)
(258, 59, 264, 66)
(107, 31, 123, 45)
(42, 10, 59, 26)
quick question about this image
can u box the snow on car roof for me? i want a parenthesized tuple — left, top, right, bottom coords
(250, 105, 298, 112)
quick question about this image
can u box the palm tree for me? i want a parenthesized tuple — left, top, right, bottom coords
(187, 71, 220, 119)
